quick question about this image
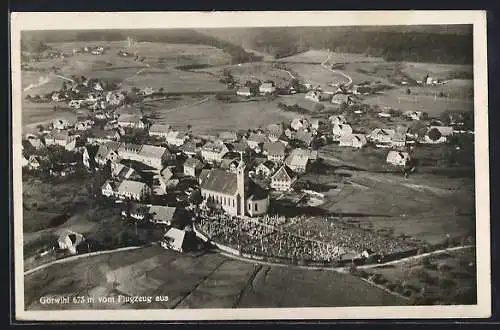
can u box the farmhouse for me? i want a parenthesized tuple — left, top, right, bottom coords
(392, 127, 408, 147)
(24, 155, 42, 170)
(305, 91, 321, 103)
(44, 130, 76, 151)
(386, 150, 411, 167)
(266, 123, 283, 142)
(284, 148, 310, 174)
(271, 165, 297, 191)
(180, 141, 199, 156)
(123, 203, 178, 225)
(94, 142, 121, 166)
(255, 160, 276, 177)
(26, 136, 44, 149)
(290, 118, 310, 132)
(162, 228, 186, 252)
(331, 94, 353, 105)
(117, 114, 145, 129)
(332, 123, 353, 140)
(165, 130, 189, 147)
(368, 128, 396, 145)
(218, 131, 238, 143)
(101, 180, 118, 197)
(116, 180, 151, 201)
(87, 128, 121, 145)
(404, 111, 424, 121)
(429, 126, 454, 137)
(68, 100, 84, 109)
(118, 143, 171, 169)
(237, 87, 252, 97)
(200, 140, 229, 164)
(184, 157, 203, 177)
(75, 120, 94, 131)
(247, 132, 268, 153)
(259, 82, 276, 95)
(152, 168, 177, 194)
(57, 230, 84, 255)
(149, 124, 171, 138)
(339, 134, 368, 148)
(329, 115, 347, 125)
(263, 141, 286, 162)
(199, 160, 269, 217)
(294, 129, 314, 147)
(110, 162, 142, 181)
(52, 119, 73, 130)
(106, 91, 125, 106)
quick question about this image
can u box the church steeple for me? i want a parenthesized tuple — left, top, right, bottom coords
(236, 156, 246, 216)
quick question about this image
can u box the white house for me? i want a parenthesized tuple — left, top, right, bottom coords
(115, 180, 151, 201)
(263, 142, 286, 162)
(94, 142, 121, 166)
(368, 128, 396, 144)
(162, 228, 186, 252)
(52, 119, 73, 130)
(339, 134, 367, 148)
(270, 165, 297, 191)
(57, 231, 84, 255)
(118, 143, 172, 169)
(87, 129, 121, 145)
(117, 114, 145, 129)
(284, 148, 310, 174)
(259, 82, 276, 95)
(149, 124, 171, 138)
(44, 131, 76, 151)
(329, 114, 347, 125)
(165, 130, 189, 147)
(386, 150, 411, 167)
(266, 123, 283, 142)
(237, 87, 252, 97)
(404, 111, 424, 121)
(255, 160, 276, 177)
(183, 157, 203, 177)
(290, 118, 309, 132)
(305, 91, 321, 103)
(200, 140, 229, 164)
(332, 123, 353, 141)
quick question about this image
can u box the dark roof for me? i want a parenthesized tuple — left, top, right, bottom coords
(199, 169, 238, 195)
(263, 142, 285, 156)
(294, 130, 313, 145)
(231, 142, 249, 153)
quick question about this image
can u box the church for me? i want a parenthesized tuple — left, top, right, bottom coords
(198, 159, 269, 217)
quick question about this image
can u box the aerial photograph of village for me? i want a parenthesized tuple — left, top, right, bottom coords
(20, 25, 476, 310)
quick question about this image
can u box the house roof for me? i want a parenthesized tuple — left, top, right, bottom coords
(260, 82, 274, 89)
(294, 130, 314, 145)
(184, 157, 202, 169)
(231, 141, 249, 153)
(247, 133, 268, 144)
(371, 128, 396, 137)
(202, 140, 228, 153)
(164, 228, 185, 251)
(238, 87, 251, 93)
(89, 128, 118, 139)
(387, 150, 410, 160)
(46, 130, 71, 141)
(102, 179, 117, 191)
(104, 141, 122, 151)
(149, 205, 177, 222)
(429, 126, 454, 136)
(199, 169, 238, 195)
(139, 145, 168, 158)
(118, 113, 143, 123)
(117, 180, 148, 195)
(119, 143, 142, 153)
(271, 165, 296, 182)
(149, 124, 171, 134)
(257, 160, 275, 170)
(218, 131, 238, 141)
(266, 123, 283, 136)
(263, 142, 285, 156)
(180, 141, 198, 153)
(285, 149, 310, 168)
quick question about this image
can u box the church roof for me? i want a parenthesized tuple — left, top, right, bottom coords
(199, 169, 238, 195)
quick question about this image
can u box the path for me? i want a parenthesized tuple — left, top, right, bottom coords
(159, 96, 211, 114)
(54, 74, 75, 83)
(24, 245, 145, 277)
(23, 76, 51, 92)
(321, 55, 353, 87)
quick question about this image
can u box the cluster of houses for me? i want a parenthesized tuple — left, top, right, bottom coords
(72, 45, 105, 56)
(236, 81, 279, 97)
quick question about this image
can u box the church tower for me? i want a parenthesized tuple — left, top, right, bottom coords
(236, 155, 246, 217)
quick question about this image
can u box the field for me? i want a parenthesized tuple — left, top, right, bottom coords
(144, 97, 298, 136)
(362, 88, 474, 115)
(24, 246, 407, 310)
(307, 155, 475, 246)
(197, 62, 294, 88)
(362, 247, 476, 304)
(288, 63, 351, 88)
(279, 50, 385, 64)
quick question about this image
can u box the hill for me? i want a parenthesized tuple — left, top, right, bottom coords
(198, 25, 473, 64)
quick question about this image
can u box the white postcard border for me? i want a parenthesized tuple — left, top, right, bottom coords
(11, 10, 490, 321)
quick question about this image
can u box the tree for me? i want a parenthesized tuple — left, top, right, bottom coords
(440, 111, 452, 125)
(406, 88, 411, 95)
(313, 103, 325, 112)
(427, 127, 442, 141)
